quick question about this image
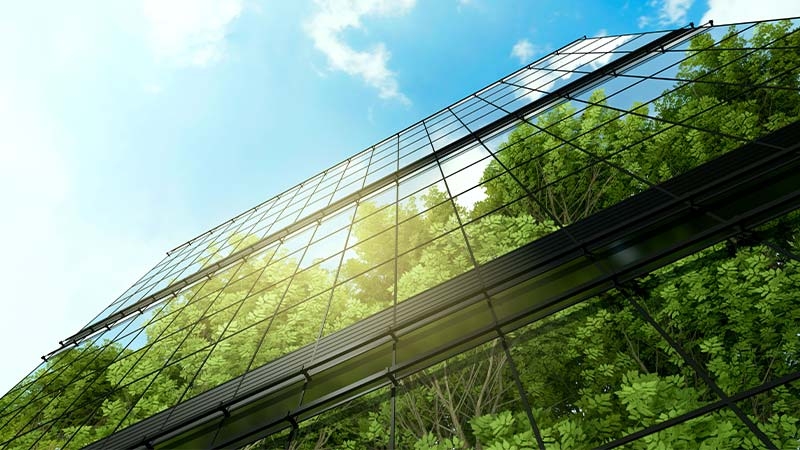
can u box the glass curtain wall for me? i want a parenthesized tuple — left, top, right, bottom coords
(0, 17, 799, 450)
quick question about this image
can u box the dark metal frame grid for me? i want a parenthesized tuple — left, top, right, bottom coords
(0, 16, 797, 450)
(43, 25, 689, 356)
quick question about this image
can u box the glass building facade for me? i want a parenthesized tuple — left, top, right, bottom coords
(1, 17, 800, 449)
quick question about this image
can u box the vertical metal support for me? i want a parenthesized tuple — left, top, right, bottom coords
(390, 342, 397, 450)
(618, 283, 777, 449)
(387, 386, 397, 450)
(495, 323, 547, 450)
(394, 134, 401, 329)
(389, 389, 397, 450)
(285, 416, 299, 450)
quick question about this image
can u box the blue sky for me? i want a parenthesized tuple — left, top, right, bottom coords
(1, 0, 798, 396)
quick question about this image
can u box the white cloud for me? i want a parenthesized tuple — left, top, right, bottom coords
(639, 0, 693, 27)
(457, 0, 474, 11)
(511, 39, 536, 64)
(305, 0, 415, 104)
(701, 0, 800, 25)
(656, 0, 694, 25)
(142, 0, 243, 67)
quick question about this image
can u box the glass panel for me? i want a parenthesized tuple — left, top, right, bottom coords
(302, 170, 326, 187)
(425, 111, 468, 151)
(323, 261, 395, 336)
(311, 177, 339, 201)
(313, 205, 356, 243)
(140, 282, 218, 340)
(397, 229, 473, 302)
(0, 372, 39, 417)
(236, 207, 269, 232)
(511, 155, 639, 226)
(453, 172, 522, 216)
(0, 304, 178, 439)
(398, 142, 434, 169)
(397, 340, 534, 449)
(365, 159, 397, 186)
(633, 232, 800, 397)
(399, 124, 427, 155)
(401, 143, 430, 164)
(32, 369, 158, 449)
(614, 408, 764, 450)
(278, 202, 306, 224)
(219, 277, 290, 342)
(345, 153, 370, 176)
(505, 291, 717, 448)
(299, 227, 349, 270)
(47, 309, 150, 379)
(368, 147, 395, 171)
(292, 387, 391, 449)
(355, 184, 397, 222)
(113, 349, 210, 433)
(185, 318, 271, 400)
(439, 142, 490, 176)
(251, 216, 279, 240)
(398, 163, 441, 199)
(339, 166, 368, 188)
(398, 200, 459, 255)
(340, 227, 395, 282)
(103, 373, 158, 429)
(299, 193, 333, 218)
(283, 258, 337, 311)
(0, 351, 120, 444)
(202, 267, 267, 318)
(398, 179, 447, 222)
(351, 146, 375, 164)
(112, 327, 193, 388)
(310, 179, 338, 202)
(325, 159, 349, 178)
(251, 290, 330, 369)
(461, 98, 507, 131)
(733, 380, 800, 450)
(280, 224, 317, 255)
(444, 154, 494, 197)
(266, 209, 302, 236)
(0, 424, 50, 450)
(331, 177, 364, 203)
(464, 197, 558, 265)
